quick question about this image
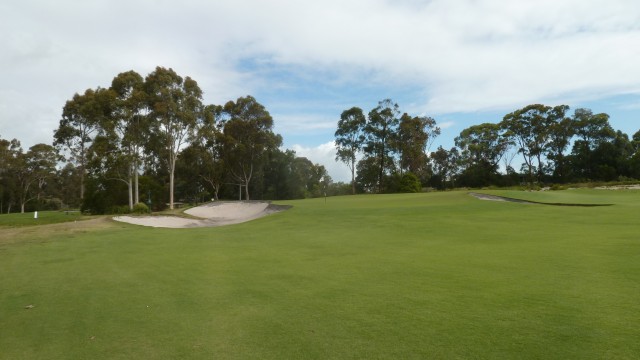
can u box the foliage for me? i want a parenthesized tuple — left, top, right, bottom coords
(220, 96, 281, 200)
(391, 172, 422, 193)
(144, 67, 203, 209)
(335, 107, 366, 194)
(340, 99, 441, 193)
(501, 104, 569, 185)
(131, 202, 149, 214)
(364, 99, 401, 192)
(53, 87, 113, 200)
(454, 123, 509, 187)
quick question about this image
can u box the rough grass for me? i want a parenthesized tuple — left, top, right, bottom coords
(1, 190, 639, 359)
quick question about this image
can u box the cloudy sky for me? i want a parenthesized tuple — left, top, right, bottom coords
(1, 0, 639, 182)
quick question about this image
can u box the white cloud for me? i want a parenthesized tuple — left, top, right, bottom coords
(273, 114, 336, 134)
(290, 142, 352, 183)
(439, 121, 455, 130)
(1, 0, 639, 149)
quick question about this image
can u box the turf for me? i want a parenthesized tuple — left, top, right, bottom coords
(1, 190, 639, 359)
(0, 210, 85, 227)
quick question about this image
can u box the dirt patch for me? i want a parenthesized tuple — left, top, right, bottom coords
(113, 201, 290, 228)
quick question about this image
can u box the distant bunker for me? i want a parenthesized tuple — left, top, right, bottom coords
(468, 192, 612, 207)
(113, 201, 291, 228)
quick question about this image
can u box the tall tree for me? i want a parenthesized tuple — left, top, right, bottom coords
(546, 117, 576, 182)
(455, 123, 510, 187)
(570, 108, 615, 180)
(0, 137, 21, 213)
(86, 134, 136, 209)
(430, 146, 459, 189)
(15, 144, 59, 213)
(109, 70, 149, 206)
(501, 104, 569, 185)
(395, 113, 440, 180)
(335, 107, 366, 194)
(364, 99, 400, 192)
(54, 87, 113, 200)
(145, 67, 202, 209)
(221, 96, 281, 200)
(192, 104, 224, 200)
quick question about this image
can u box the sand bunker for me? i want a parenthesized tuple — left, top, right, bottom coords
(468, 192, 611, 207)
(113, 201, 289, 228)
(469, 192, 532, 203)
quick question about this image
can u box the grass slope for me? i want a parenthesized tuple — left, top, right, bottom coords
(1, 190, 639, 359)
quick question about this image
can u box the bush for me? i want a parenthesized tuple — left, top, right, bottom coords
(398, 173, 422, 193)
(109, 205, 131, 215)
(132, 202, 150, 214)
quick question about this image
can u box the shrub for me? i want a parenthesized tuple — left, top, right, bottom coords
(109, 205, 131, 215)
(398, 173, 422, 193)
(132, 202, 150, 214)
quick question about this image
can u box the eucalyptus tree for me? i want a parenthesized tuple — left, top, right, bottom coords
(570, 108, 615, 180)
(364, 99, 400, 192)
(192, 104, 225, 200)
(0, 136, 21, 213)
(629, 130, 640, 179)
(86, 134, 136, 209)
(455, 123, 510, 187)
(144, 67, 203, 209)
(54, 87, 113, 200)
(396, 113, 440, 181)
(431, 146, 459, 189)
(109, 70, 149, 206)
(546, 117, 576, 182)
(335, 106, 366, 194)
(15, 143, 59, 213)
(220, 96, 281, 200)
(501, 104, 569, 185)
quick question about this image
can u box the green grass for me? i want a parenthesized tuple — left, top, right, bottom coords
(0, 210, 85, 227)
(475, 188, 618, 205)
(1, 190, 639, 359)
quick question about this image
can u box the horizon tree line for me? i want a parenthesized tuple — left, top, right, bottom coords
(3, 77, 640, 213)
(335, 101, 640, 192)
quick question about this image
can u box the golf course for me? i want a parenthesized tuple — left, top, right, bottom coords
(1, 189, 639, 359)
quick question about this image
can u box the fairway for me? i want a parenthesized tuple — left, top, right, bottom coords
(1, 190, 639, 359)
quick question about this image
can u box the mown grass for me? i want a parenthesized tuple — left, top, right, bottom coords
(0, 210, 85, 227)
(0, 190, 639, 359)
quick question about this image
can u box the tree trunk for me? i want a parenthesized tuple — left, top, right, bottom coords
(21, 202, 25, 214)
(80, 169, 85, 200)
(351, 158, 356, 195)
(128, 178, 134, 210)
(169, 155, 176, 209)
(134, 159, 139, 204)
(244, 182, 250, 201)
(169, 171, 175, 209)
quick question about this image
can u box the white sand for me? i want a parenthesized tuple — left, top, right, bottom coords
(113, 201, 281, 228)
(113, 216, 201, 228)
(184, 201, 269, 219)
